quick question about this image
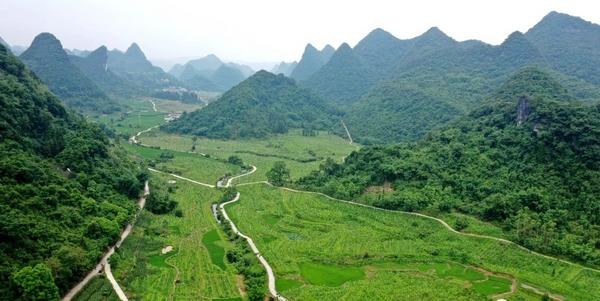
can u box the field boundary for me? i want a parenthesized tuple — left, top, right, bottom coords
(243, 181, 600, 275)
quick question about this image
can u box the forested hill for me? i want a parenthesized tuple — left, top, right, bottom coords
(69, 46, 142, 97)
(163, 70, 340, 138)
(0, 44, 147, 299)
(290, 43, 335, 81)
(298, 68, 600, 266)
(300, 12, 600, 144)
(107, 43, 181, 90)
(19, 33, 113, 112)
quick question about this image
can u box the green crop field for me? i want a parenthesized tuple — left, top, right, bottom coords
(73, 276, 119, 301)
(137, 129, 358, 183)
(109, 176, 243, 300)
(226, 184, 600, 301)
(123, 143, 241, 184)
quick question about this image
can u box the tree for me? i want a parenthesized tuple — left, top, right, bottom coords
(227, 156, 244, 166)
(266, 161, 291, 186)
(12, 264, 60, 301)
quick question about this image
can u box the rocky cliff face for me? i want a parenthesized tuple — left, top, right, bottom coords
(516, 97, 531, 126)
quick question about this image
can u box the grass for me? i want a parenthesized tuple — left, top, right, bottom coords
(123, 143, 240, 184)
(433, 212, 510, 239)
(75, 176, 243, 301)
(72, 276, 119, 301)
(299, 262, 364, 286)
(276, 278, 303, 292)
(137, 129, 358, 183)
(473, 275, 512, 296)
(87, 97, 202, 138)
(202, 229, 227, 270)
(226, 184, 600, 300)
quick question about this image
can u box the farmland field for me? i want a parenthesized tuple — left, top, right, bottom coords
(136, 129, 358, 183)
(226, 184, 600, 301)
(107, 175, 243, 300)
(73, 276, 119, 301)
(78, 103, 598, 301)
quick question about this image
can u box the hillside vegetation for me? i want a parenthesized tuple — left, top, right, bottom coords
(163, 71, 340, 139)
(0, 45, 147, 299)
(299, 68, 600, 266)
(19, 33, 114, 112)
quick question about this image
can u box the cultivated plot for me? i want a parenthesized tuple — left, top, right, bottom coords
(227, 184, 600, 301)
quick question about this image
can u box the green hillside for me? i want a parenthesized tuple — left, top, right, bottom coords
(70, 46, 141, 97)
(299, 68, 600, 266)
(163, 71, 340, 138)
(290, 43, 335, 81)
(526, 11, 600, 85)
(107, 43, 181, 90)
(0, 45, 147, 299)
(19, 33, 113, 112)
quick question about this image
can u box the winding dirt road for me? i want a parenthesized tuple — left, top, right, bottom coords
(62, 182, 149, 301)
(129, 125, 158, 144)
(219, 193, 287, 301)
(158, 165, 287, 300)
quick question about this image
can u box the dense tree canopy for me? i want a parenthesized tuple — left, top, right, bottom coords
(299, 68, 600, 266)
(0, 44, 146, 299)
(163, 71, 341, 139)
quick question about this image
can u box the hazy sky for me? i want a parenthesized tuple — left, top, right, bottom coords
(1, 0, 599, 64)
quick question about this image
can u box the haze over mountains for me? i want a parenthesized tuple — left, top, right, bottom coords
(160, 11, 600, 145)
(286, 11, 600, 143)
(168, 54, 255, 92)
(2, 6, 600, 301)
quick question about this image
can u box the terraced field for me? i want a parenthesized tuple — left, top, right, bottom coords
(226, 184, 600, 301)
(108, 176, 243, 300)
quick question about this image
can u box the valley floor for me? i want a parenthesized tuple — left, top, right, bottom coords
(73, 98, 600, 301)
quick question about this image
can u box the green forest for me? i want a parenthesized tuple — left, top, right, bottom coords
(298, 68, 600, 266)
(163, 71, 340, 139)
(0, 44, 147, 299)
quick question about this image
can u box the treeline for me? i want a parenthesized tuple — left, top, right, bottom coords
(0, 45, 147, 299)
(298, 69, 600, 266)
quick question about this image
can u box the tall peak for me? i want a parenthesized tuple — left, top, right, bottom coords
(31, 32, 63, 50)
(125, 42, 146, 59)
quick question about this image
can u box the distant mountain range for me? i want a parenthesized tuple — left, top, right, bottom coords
(16, 33, 187, 112)
(168, 54, 255, 92)
(291, 11, 600, 143)
(271, 61, 297, 76)
(19, 33, 113, 112)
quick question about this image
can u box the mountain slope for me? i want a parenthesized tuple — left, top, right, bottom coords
(70, 46, 141, 97)
(299, 68, 600, 266)
(526, 11, 600, 85)
(271, 61, 297, 76)
(19, 33, 112, 112)
(290, 44, 334, 81)
(107, 43, 180, 90)
(163, 71, 339, 138)
(171, 54, 253, 92)
(0, 44, 146, 299)
(303, 43, 375, 105)
(0, 36, 10, 51)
